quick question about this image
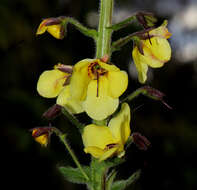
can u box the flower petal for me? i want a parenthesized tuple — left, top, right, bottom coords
(99, 61, 120, 72)
(36, 20, 48, 35)
(37, 70, 67, 98)
(132, 46, 148, 83)
(56, 85, 84, 114)
(84, 146, 104, 158)
(149, 20, 172, 39)
(108, 103, 131, 145)
(34, 134, 48, 147)
(143, 37, 171, 68)
(83, 77, 119, 120)
(69, 59, 93, 101)
(47, 24, 62, 39)
(99, 146, 119, 161)
(82, 124, 116, 150)
(107, 71, 128, 98)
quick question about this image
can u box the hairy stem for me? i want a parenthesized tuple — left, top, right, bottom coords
(96, 0, 114, 58)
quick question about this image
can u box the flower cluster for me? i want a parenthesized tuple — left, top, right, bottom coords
(35, 16, 172, 161)
(37, 58, 129, 160)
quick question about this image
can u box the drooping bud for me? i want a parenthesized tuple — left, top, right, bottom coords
(42, 104, 62, 120)
(136, 11, 157, 29)
(132, 132, 151, 151)
(140, 86, 172, 109)
(31, 127, 53, 147)
(36, 17, 67, 39)
(54, 63, 73, 74)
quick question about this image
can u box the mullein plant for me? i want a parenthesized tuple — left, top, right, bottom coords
(31, 1, 172, 190)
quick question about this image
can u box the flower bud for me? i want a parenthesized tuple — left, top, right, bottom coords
(31, 127, 53, 147)
(36, 17, 66, 39)
(136, 11, 157, 29)
(42, 104, 62, 120)
(132, 132, 151, 151)
(54, 64, 73, 74)
(140, 86, 172, 109)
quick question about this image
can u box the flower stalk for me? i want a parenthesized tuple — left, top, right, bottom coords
(59, 133, 89, 181)
(96, 0, 113, 58)
(61, 107, 84, 132)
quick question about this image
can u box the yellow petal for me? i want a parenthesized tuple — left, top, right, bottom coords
(37, 70, 67, 98)
(99, 146, 119, 161)
(56, 85, 84, 114)
(83, 77, 119, 120)
(82, 124, 116, 149)
(35, 134, 48, 147)
(108, 103, 131, 145)
(107, 71, 128, 98)
(143, 37, 171, 68)
(36, 20, 48, 35)
(98, 61, 120, 72)
(69, 59, 93, 101)
(132, 46, 148, 83)
(84, 146, 104, 158)
(149, 20, 172, 39)
(47, 24, 62, 39)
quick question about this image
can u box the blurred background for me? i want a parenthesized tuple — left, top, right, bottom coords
(1, 0, 197, 189)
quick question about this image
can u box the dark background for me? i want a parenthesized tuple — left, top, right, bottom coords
(1, 0, 197, 190)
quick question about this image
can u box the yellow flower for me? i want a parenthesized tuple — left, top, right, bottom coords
(132, 20, 172, 83)
(36, 17, 65, 39)
(37, 64, 84, 114)
(31, 128, 51, 147)
(69, 59, 128, 120)
(82, 103, 131, 161)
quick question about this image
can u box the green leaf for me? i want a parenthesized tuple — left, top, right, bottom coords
(58, 166, 90, 184)
(111, 170, 141, 190)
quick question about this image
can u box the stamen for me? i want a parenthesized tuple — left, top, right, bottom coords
(104, 143, 117, 150)
(96, 71, 99, 97)
(147, 32, 152, 45)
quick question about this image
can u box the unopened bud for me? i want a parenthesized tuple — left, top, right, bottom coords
(30, 127, 53, 147)
(55, 64, 73, 74)
(42, 104, 62, 120)
(136, 11, 157, 29)
(140, 86, 172, 109)
(132, 132, 151, 151)
(36, 17, 67, 39)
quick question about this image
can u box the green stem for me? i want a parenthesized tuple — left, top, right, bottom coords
(61, 107, 84, 133)
(121, 88, 146, 103)
(96, 0, 114, 58)
(66, 17, 98, 39)
(59, 134, 89, 181)
(111, 34, 139, 53)
(108, 15, 137, 31)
